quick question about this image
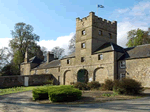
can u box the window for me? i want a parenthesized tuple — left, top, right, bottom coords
(109, 33, 112, 39)
(81, 57, 85, 62)
(98, 54, 103, 60)
(67, 59, 70, 64)
(45, 69, 48, 74)
(35, 70, 37, 74)
(81, 43, 85, 48)
(120, 73, 126, 79)
(82, 30, 86, 35)
(99, 30, 102, 35)
(120, 61, 126, 68)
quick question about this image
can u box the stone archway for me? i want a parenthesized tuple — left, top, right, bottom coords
(77, 69, 88, 83)
(63, 70, 73, 85)
(93, 67, 107, 83)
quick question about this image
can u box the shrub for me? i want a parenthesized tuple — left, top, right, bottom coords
(32, 86, 49, 101)
(87, 81, 101, 90)
(73, 82, 89, 90)
(48, 87, 82, 102)
(32, 85, 75, 101)
(103, 79, 114, 91)
(113, 78, 144, 95)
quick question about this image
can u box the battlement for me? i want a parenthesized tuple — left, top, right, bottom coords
(76, 12, 117, 33)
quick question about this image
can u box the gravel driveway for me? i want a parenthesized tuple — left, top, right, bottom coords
(0, 90, 150, 112)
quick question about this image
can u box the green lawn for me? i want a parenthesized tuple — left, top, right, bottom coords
(0, 85, 46, 95)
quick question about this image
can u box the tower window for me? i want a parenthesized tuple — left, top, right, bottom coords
(81, 43, 86, 48)
(98, 54, 103, 60)
(82, 30, 86, 35)
(81, 57, 85, 62)
(67, 59, 70, 64)
(109, 33, 112, 39)
(99, 30, 102, 35)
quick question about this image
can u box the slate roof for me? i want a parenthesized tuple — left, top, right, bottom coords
(119, 44, 150, 60)
(94, 42, 125, 54)
(34, 60, 61, 70)
(61, 52, 75, 59)
(21, 56, 43, 64)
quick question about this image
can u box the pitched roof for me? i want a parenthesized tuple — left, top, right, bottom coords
(21, 56, 43, 64)
(29, 56, 43, 63)
(61, 52, 75, 60)
(94, 42, 125, 54)
(119, 44, 150, 60)
(34, 60, 60, 69)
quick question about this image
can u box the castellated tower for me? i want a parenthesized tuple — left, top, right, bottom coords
(75, 12, 117, 64)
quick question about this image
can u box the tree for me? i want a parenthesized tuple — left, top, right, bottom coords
(0, 47, 12, 71)
(126, 28, 150, 47)
(9, 22, 44, 71)
(0, 63, 19, 76)
(68, 34, 76, 54)
(51, 46, 65, 59)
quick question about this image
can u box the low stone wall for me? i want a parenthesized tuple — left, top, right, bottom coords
(0, 74, 53, 88)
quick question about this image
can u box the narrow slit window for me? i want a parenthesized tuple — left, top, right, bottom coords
(109, 33, 112, 39)
(81, 57, 85, 62)
(81, 43, 85, 48)
(82, 30, 86, 35)
(99, 30, 102, 35)
(98, 54, 103, 60)
(67, 59, 70, 64)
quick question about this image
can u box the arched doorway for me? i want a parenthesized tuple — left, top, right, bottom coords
(63, 70, 73, 85)
(93, 67, 107, 83)
(77, 69, 88, 83)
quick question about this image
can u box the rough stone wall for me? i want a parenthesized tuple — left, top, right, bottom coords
(118, 57, 150, 87)
(61, 51, 115, 84)
(31, 67, 61, 85)
(0, 74, 52, 88)
(20, 63, 31, 75)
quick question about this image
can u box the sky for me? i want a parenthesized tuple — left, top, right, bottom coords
(0, 0, 150, 55)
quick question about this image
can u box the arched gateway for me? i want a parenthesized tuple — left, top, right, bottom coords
(77, 69, 88, 83)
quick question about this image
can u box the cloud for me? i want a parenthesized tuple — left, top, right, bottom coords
(0, 37, 12, 48)
(114, 1, 150, 48)
(117, 8, 130, 14)
(37, 32, 75, 55)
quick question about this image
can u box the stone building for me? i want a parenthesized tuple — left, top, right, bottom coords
(20, 12, 150, 87)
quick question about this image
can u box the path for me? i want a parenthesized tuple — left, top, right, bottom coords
(0, 90, 150, 112)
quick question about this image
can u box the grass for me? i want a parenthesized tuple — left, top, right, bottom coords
(0, 85, 50, 95)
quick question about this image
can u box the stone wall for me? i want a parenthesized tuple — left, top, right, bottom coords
(0, 74, 52, 88)
(118, 57, 150, 87)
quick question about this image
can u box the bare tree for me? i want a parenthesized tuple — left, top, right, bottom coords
(51, 46, 65, 59)
(0, 47, 12, 71)
(68, 34, 76, 54)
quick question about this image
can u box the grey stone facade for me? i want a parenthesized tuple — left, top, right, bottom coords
(20, 12, 150, 87)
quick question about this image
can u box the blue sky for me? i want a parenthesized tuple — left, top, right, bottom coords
(0, 0, 150, 55)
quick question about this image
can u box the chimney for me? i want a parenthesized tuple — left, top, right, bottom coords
(24, 48, 29, 63)
(47, 51, 55, 63)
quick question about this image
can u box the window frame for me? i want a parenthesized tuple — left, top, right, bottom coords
(67, 59, 70, 64)
(99, 30, 102, 36)
(98, 54, 103, 60)
(81, 42, 86, 48)
(82, 30, 86, 35)
(120, 60, 126, 68)
(81, 57, 85, 62)
(109, 33, 112, 39)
